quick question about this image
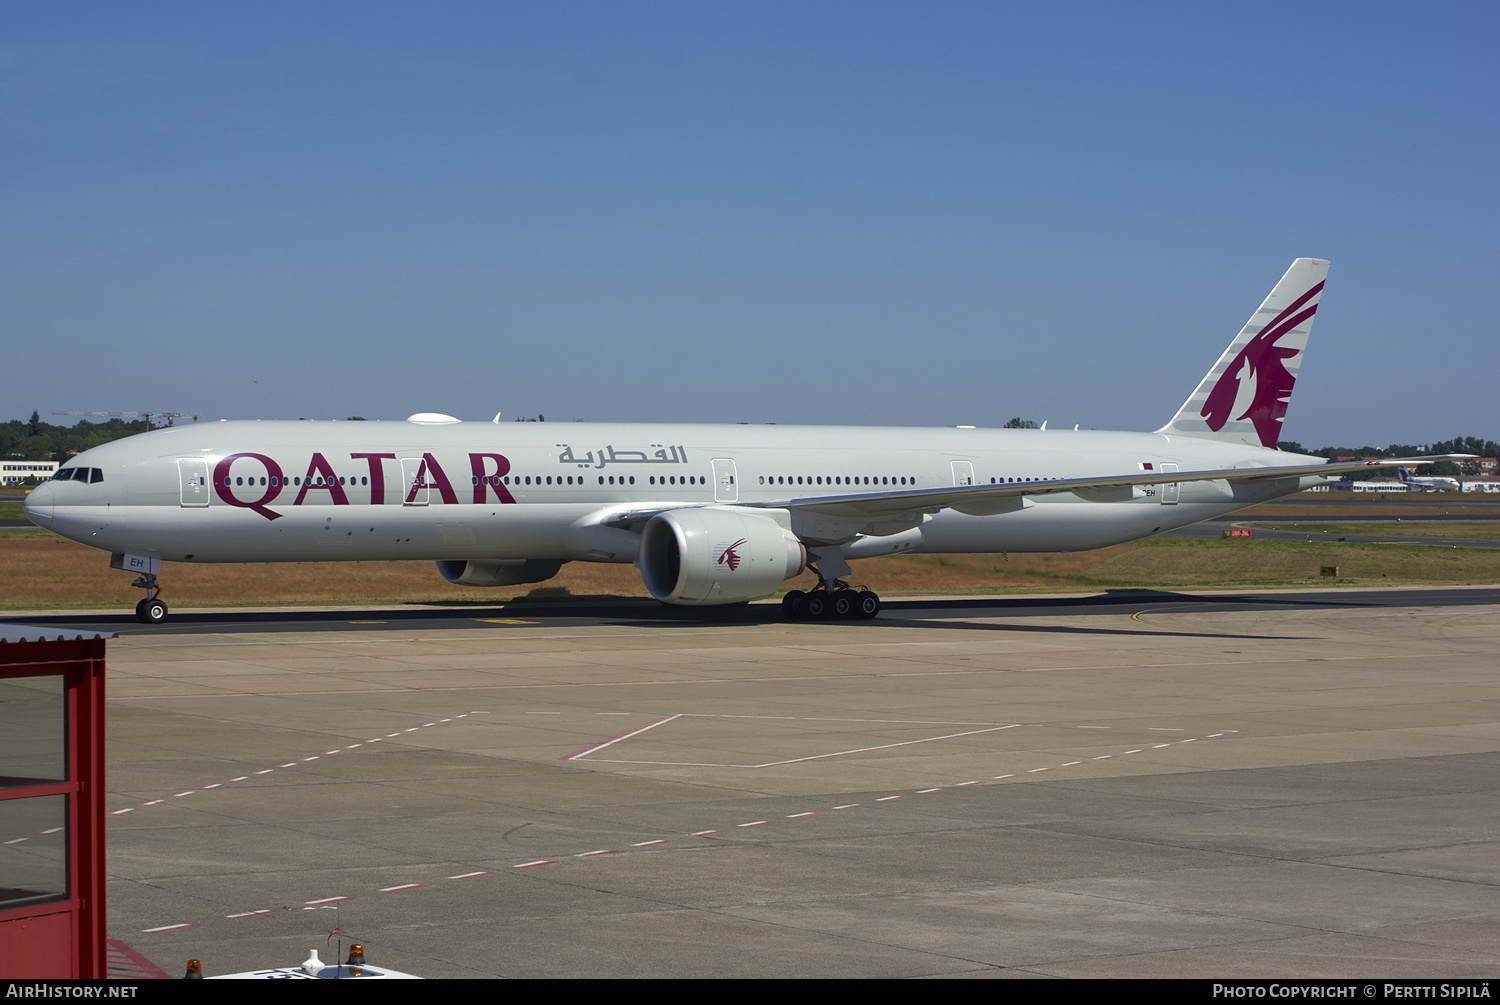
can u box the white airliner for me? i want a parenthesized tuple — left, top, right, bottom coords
(24, 258, 1463, 624)
(1396, 466, 1462, 492)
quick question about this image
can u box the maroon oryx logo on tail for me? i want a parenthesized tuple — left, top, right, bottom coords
(1201, 281, 1323, 448)
(717, 538, 747, 571)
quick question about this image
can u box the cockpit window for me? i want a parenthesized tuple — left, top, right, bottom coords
(50, 467, 101, 483)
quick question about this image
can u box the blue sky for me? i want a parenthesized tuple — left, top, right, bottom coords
(3, 2, 1495, 446)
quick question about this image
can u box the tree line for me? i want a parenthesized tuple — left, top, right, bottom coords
(1, 412, 153, 464)
(1278, 437, 1500, 477)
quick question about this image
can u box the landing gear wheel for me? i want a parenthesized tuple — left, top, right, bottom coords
(136, 597, 168, 624)
(804, 593, 829, 619)
(782, 590, 806, 618)
(831, 589, 856, 619)
(855, 590, 881, 619)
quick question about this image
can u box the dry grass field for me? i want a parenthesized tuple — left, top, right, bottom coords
(2, 527, 1497, 611)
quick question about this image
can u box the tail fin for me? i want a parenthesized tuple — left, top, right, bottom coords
(1397, 467, 1413, 483)
(1159, 258, 1330, 448)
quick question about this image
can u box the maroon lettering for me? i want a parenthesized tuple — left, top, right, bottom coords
(212, 453, 285, 521)
(469, 453, 517, 504)
(293, 453, 351, 506)
(406, 453, 458, 505)
(351, 453, 396, 505)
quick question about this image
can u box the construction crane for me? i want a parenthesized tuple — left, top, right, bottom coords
(53, 411, 200, 428)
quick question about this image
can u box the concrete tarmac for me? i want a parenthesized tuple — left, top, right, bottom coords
(59, 589, 1500, 978)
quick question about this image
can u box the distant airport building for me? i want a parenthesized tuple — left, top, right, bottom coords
(1, 461, 58, 485)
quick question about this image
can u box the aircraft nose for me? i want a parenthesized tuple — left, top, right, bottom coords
(22, 483, 54, 529)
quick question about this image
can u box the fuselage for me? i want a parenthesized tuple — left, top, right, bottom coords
(24, 418, 1320, 567)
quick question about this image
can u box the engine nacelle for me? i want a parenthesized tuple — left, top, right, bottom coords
(639, 508, 805, 606)
(436, 559, 564, 588)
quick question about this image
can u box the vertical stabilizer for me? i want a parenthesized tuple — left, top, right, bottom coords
(1159, 258, 1330, 448)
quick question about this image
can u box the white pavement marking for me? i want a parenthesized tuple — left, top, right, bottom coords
(572, 719, 1029, 768)
(564, 714, 683, 761)
(110, 712, 479, 816)
(175, 724, 1245, 925)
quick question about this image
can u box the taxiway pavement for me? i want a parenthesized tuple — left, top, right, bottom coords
(24, 588, 1499, 978)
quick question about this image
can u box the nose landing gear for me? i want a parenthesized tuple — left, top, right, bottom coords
(132, 574, 168, 624)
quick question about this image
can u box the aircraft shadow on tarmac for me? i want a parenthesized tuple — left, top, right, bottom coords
(13, 586, 1478, 639)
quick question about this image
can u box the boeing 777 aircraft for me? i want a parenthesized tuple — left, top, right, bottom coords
(25, 259, 1461, 623)
(1396, 467, 1462, 492)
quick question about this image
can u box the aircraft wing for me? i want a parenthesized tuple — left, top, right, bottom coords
(764, 454, 1474, 523)
(592, 454, 1470, 533)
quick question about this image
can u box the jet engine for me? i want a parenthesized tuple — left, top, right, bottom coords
(639, 508, 806, 606)
(435, 559, 565, 588)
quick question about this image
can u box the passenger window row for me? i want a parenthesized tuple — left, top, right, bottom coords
(477, 475, 706, 487)
(222, 476, 370, 487)
(758, 476, 914, 487)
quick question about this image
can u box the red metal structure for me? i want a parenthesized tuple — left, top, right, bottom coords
(0, 627, 110, 979)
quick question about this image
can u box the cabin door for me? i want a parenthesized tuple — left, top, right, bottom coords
(178, 457, 210, 507)
(401, 457, 429, 506)
(712, 459, 738, 503)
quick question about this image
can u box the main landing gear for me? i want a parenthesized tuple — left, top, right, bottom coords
(781, 580, 881, 621)
(133, 573, 168, 624)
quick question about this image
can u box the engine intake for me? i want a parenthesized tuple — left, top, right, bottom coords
(639, 508, 805, 606)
